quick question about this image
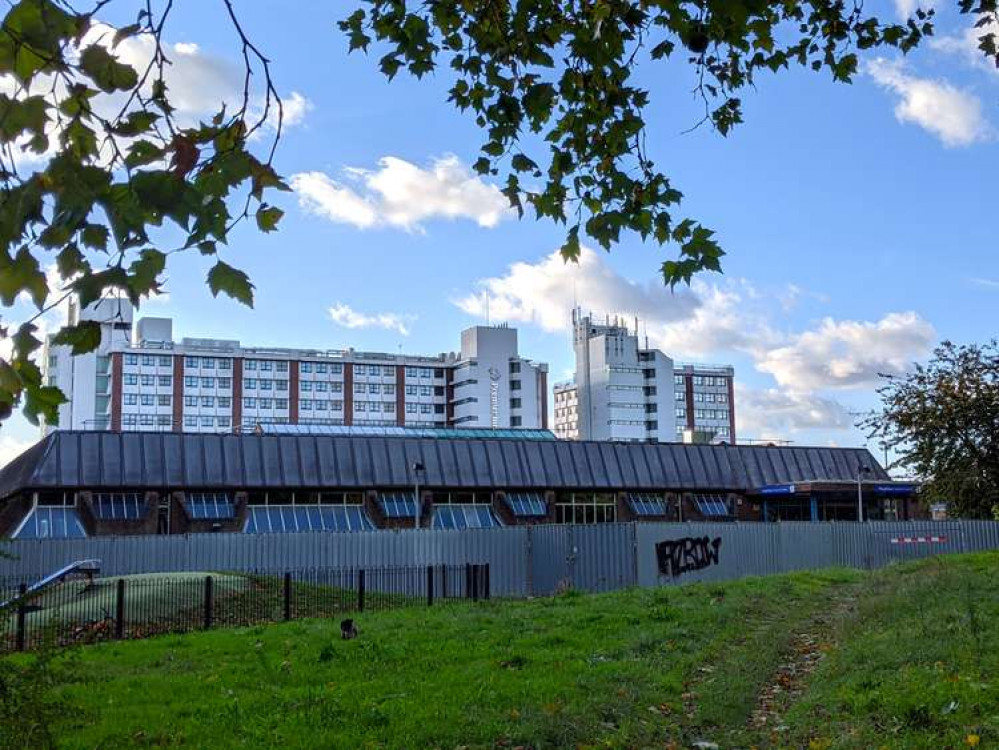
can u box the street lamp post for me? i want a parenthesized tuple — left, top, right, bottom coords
(411, 461, 425, 529)
(857, 465, 871, 522)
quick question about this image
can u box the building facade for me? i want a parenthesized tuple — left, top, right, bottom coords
(554, 311, 735, 443)
(0, 430, 920, 540)
(42, 299, 548, 434)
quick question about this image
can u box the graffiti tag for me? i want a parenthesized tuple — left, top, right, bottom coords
(655, 536, 722, 578)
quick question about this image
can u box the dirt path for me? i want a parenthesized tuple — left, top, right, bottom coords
(746, 588, 860, 740)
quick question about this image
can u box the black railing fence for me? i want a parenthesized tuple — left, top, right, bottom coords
(0, 563, 490, 652)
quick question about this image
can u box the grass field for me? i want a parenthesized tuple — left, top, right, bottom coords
(6, 552, 998, 749)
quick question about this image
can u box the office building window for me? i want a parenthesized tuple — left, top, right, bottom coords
(201, 416, 214, 427)
(406, 366, 418, 377)
(124, 394, 138, 405)
(316, 363, 328, 374)
(331, 382, 343, 393)
(331, 363, 342, 374)
(420, 403, 432, 414)
(354, 382, 365, 394)
(185, 396, 197, 407)
(201, 396, 214, 407)
(383, 383, 395, 395)
(158, 395, 171, 406)
(301, 362, 312, 373)
(331, 400, 343, 411)
(315, 400, 328, 411)
(245, 379, 257, 390)
(368, 383, 380, 394)
(201, 377, 215, 388)
(301, 381, 312, 392)
(355, 402, 366, 412)
(124, 374, 138, 386)
(510, 398, 522, 409)
(218, 416, 231, 428)
(218, 359, 231, 370)
(123, 414, 138, 426)
(157, 415, 171, 426)
(125, 354, 138, 366)
(141, 374, 154, 386)
(419, 385, 431, 396)
(510, 380, 521, 391)
(245, 360, 257, 371)
(218, 377, 231, 389)
(185, 357, 198, 368)
(183, 376, 197, 388)
(406, 403, 417, 414)
(159, 375, 171, 387)
(260, 361, 273, 372)
(276, 380, 288, 391)
(405, 385, 417, 396)
(141, 355, 154, 366)
(244, 397, 256, 408)
(140, 394, 154, 406)
(509, 362, 521, 374)
(511, 416, 522, 427)
(202, 358, 215, 370)
(140, 414, 154, 426)
(275, 398, 288, 409)
(259, 398, 272, 409)
(383, 403, 394, 412)
(301, 399, 312, 410)
(276, 361, 288, 373)
(259, 380, 273, 391)
(315, 381, 328, 392)
(384, 366, 394, 376)
(159, 355, 171, 367)
(218, 397, 231, 408)
(184, 415, 197, 427)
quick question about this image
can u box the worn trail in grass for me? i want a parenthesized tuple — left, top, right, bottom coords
(10, 552, 999, 749)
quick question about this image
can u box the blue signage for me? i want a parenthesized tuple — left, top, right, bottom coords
(759, 484, 796, 496)
(873, 484, 917, 496)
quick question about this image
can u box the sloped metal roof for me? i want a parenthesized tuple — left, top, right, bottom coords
(0, 431, 890, 498)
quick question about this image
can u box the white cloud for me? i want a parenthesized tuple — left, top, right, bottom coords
(457, 247, 935, 440)
(755, 312, 935, 391)
(454, 246, 700, 332)
(971, 277, 999, 290)
(328, 303, 414, 336)
(736, 386, 854, 438)
(867, 58, 991, 147)
(894, 0, 934, 19)
(292, 155, 513, 232)
(930, 21, 998, 71)
(0, 434, 35, 468)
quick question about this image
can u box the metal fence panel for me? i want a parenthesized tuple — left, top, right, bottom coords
(3, 521, 999, 594)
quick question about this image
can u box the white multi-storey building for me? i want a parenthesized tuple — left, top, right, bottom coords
(553, 310, 735, 443)
(42, 299, 549, 434)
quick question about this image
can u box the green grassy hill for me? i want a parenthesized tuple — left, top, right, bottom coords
(6, 552, 999, 749)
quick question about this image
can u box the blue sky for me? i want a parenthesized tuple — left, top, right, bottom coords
(2, 0, 998, 465)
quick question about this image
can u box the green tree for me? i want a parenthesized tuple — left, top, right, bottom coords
(0, 0, 996, 427)
(865, 341, 999, 519)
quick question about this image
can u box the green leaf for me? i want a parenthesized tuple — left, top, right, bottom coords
(0, 94, 48, 142)
(128, 249, 166, 297)
(0, 246, 47, 306)
(207, 261, 254, 307)
(255, 205, 283, 233)
(56, 243, 87, 279)
(51, 320, 102, 354)
(110, 110, 158, 137)
(81, 224, 108, 251)
(22, 384, 66, 426)
(79, 44, 138, 93)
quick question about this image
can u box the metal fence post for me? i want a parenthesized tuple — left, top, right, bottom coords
(465, 563, 473, 600)
(440, 564, 448, 600)
(357, 569, 365, 612)
(283, 572, 292, 621)
(484, 564, 491, 600)
(471, 564, 479, 602)
(115, 578, 125, 639)
(15, 583, 27, 652)
(426, 565, 434, 607)
(203, 576, 213, 630)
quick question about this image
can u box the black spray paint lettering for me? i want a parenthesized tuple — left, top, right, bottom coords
(655, 536, 722, 578)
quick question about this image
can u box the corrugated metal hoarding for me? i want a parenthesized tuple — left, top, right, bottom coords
(2, 521, 999, 595)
